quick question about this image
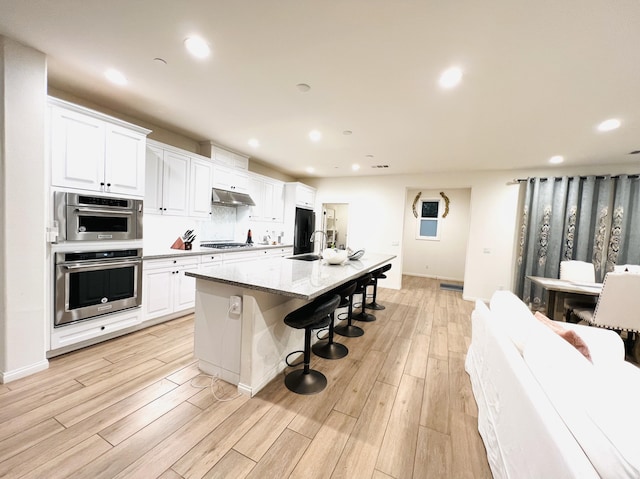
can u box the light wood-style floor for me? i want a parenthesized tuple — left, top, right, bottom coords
(0, 276, 491, 479)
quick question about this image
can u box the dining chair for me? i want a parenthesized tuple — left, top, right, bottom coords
(572, 272, 640, 351)
(559, 260, 597, 322)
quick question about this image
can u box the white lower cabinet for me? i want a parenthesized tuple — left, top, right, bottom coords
(258, 247, 293, 259)
(143, 256, 200, 320)
(51, 309, 141, 350)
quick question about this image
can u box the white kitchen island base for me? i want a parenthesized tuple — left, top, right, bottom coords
(194, 280, 307, 396)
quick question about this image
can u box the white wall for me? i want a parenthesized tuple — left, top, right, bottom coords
(306, 163, 640, 302)
(402, 188, 471, 281)
(0, 37, 48, 381)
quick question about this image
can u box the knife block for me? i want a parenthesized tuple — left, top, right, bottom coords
(171, 237, 186, 250)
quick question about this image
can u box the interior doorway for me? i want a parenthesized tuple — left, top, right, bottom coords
(321, 203, 349, 249)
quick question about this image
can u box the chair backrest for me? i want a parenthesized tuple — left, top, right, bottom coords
(613, 264, 640, 274)
(592, 272, 640, 331)
(559, 260, 596, 283)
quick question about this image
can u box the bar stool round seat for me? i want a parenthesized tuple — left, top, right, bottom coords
(283, 294, 341, 395)
(353, 274, 376, 322)
(333, 281, 363, 338)
(365, 263, 392, 310)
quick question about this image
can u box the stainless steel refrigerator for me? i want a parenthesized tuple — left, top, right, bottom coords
(294, 207, 315, 254)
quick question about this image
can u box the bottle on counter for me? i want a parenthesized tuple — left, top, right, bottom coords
(246, 229, 253, 244)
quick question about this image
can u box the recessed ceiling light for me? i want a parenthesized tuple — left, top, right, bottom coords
(297, 83, 311, 92)
(153, 57, 167, 65)
(248, 138, 260, 148)
(365, 154, 374, 159)
(352, 164, 360, 171)
(597, 118, 621, 132)
(343, 130, 352, 135)
(549, 155, 564, 164)
(439, 66, 463, 89)
(184, 36, 210, 59)
(104, 68, 127, 86)
(309, 130, 322, 142)
(306, 167, 315, 174)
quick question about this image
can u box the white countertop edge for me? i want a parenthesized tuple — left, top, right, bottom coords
(143, 244, 293, 260)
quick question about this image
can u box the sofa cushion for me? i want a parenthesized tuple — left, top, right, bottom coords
(534, 311, 592, 361)
(524, 331, 640, 479)
(559, 321, 625, 366)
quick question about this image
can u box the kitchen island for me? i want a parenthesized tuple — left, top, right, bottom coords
(186, 252, 395, 396)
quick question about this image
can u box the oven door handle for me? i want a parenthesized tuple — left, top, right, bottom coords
(62, 259, 141, 270)
(74, 208, 133, 216)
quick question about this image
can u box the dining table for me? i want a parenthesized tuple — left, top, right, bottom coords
(527, 275, 602, 320)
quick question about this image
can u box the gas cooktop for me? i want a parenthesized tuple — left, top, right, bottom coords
(200, 242, 253, 249)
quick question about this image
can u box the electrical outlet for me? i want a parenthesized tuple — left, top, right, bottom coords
(229, 295, 242, 314)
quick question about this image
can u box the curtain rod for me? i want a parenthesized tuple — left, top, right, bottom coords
(514, 174, 640, 183)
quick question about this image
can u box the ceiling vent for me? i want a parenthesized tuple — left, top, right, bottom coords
(371, 165, 389, 169)
(629, 150, 640, 155)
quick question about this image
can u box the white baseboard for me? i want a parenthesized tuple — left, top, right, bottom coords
(403, 272, 464, 282)
(1, 359, 49, 383)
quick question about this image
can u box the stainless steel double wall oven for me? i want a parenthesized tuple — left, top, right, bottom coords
(54, 192, 143, 327)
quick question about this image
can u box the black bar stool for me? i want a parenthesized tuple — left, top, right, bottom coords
(353, 274, 376, 322)
(283, 294, 341, 395)
(313, 288, 350, 359)
(334, 281, 363, 337)
(365, 263, 392, 310)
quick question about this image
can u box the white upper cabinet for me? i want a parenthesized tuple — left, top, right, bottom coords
(209, 145, 249, 170)
(212, 164, 248, 193)
(49, 98, 149, 197)
(145, 143, 190, 216)
(189, 156, 214, 218)
(291, 182, 316, 209)
(104, 124, 147, 196)
(246, 173, 285, 222)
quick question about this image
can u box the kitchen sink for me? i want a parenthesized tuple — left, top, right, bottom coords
(286, 254, 322, 261)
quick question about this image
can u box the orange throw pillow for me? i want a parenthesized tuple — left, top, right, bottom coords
(534, 311, 592, 362)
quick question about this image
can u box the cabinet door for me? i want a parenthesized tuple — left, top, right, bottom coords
(51, 106, 105, 191)
(212, 164, 234, 190)
(144, 146, 164, 214)
(104, 124, 146, 196)
(271, 181, 285, 222)
(143, 268, 174, 319)
(189, 157, 213, 218)
(162, 151, 190, 215)
(247, 176, 264, 219)
(174, 266, 198, 311)
(263, 181, 275, 220)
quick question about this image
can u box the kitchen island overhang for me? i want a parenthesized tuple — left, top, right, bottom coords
(186, 253, 395, 396)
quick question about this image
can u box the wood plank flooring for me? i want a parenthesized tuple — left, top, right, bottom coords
(0, 276, 492, 478)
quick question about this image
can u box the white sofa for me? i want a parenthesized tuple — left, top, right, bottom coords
(465, 290, 640, 479)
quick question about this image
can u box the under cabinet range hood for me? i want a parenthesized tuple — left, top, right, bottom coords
(211, 188, 256, 207)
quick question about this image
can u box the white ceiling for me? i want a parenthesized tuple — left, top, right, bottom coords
(1, 1, 640, 178)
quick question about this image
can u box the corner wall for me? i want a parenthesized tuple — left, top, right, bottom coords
(0, 37, 48, 381)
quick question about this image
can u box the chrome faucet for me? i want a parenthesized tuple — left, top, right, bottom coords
(309, 230, 327, 252)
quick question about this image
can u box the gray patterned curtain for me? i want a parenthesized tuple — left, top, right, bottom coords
(515, 175, 640, 310)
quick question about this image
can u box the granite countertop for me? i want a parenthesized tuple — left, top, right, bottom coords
(143, 243, 293, 260)
(186, 252, 396, 300)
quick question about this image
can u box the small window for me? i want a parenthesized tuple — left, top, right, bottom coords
(416, 199, 441, 240)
